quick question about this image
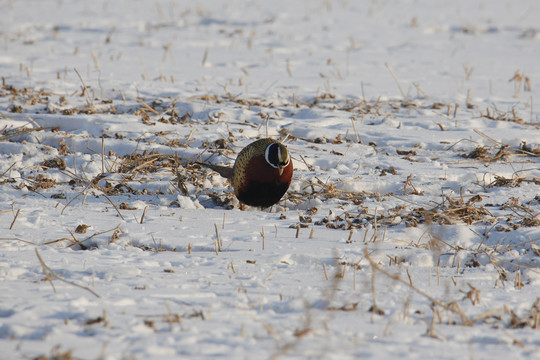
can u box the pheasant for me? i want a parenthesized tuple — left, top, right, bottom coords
(200, 138, 293, 208)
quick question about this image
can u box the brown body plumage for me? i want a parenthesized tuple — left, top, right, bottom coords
(200, 138, 293, 208)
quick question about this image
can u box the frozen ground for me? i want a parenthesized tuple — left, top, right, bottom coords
(1, 0, 540, 359)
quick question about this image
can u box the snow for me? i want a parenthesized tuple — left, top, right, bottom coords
(1, 0, 540, 359)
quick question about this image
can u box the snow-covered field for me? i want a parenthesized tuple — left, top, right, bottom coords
(1, 0, 540, 359)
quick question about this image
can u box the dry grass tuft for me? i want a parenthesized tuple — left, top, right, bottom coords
(34, 346, 74, 360)
(35, 249, 100, 298)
